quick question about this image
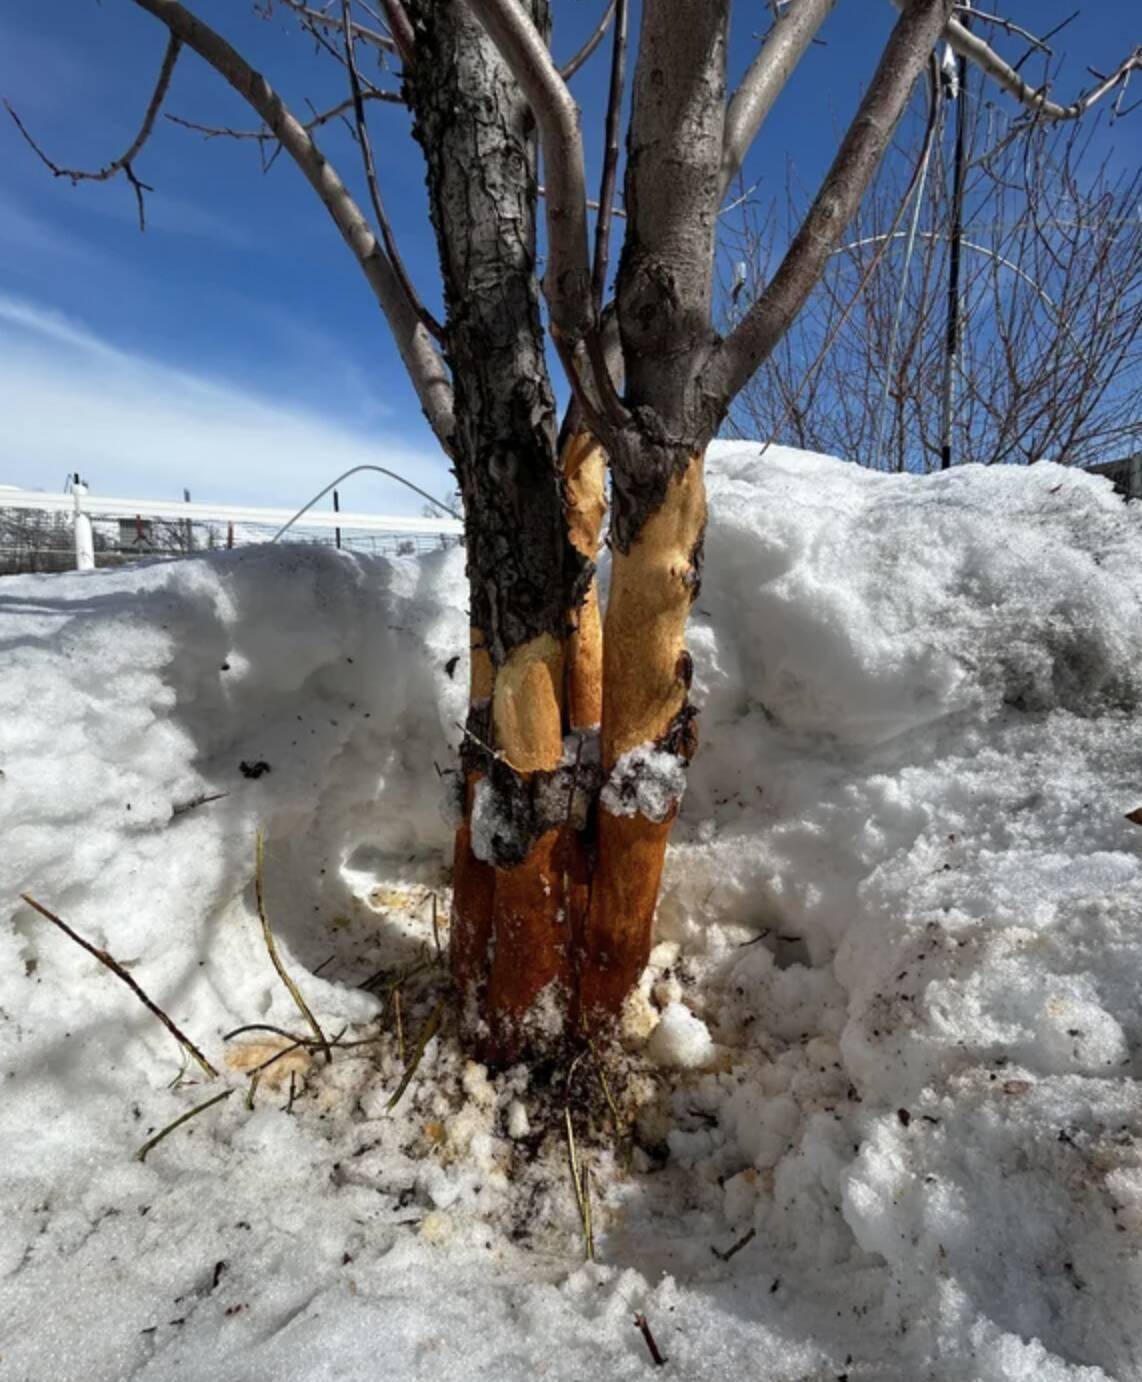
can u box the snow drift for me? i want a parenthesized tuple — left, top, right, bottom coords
(1, 444, 1140, 1381)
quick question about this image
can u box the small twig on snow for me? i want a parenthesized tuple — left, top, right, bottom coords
(634, 1313, 668, 1367)
(20, 892, 218, 1078)
(711, 1226, 756, 1262)
(254, 831, 332, 1063)
(135, 1089, 234, 1162)
(386, 997, 446, 1110)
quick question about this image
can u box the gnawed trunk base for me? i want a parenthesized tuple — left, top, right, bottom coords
(452, 449, 706, 1067)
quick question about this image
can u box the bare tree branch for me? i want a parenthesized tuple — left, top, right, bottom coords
(275, 0, 397, 54)
(128, 0, 453, 449)
(709, 0, 955, 414)
(340, 0, 443, 341)
(720, 0, 836, 199)
(376, 0, 416, 68)
(462, 0, 594, 347)
(955, 8, 1053, 56)
(4, 35, 182, 230)
(591, 0, 628, 313)
(946, 17, 1141, 120)
(560, 0, 617, 81)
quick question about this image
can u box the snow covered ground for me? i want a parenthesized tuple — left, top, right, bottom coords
(1, 444, 1140, 1381)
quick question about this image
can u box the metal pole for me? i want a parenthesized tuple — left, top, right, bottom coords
(939, 27, 969, 471)
(72, 475, 95, 571)
(333, 489, 341, 550)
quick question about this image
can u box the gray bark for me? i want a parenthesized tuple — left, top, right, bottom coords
(404, 0, 586, 668)
(606, 0, 730, 550)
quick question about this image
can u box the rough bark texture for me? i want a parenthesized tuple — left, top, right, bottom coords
(405, 0, 589, 1062)
(406, 0, 585, 669)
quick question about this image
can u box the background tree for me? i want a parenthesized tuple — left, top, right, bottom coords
(12, 0, 1139, 1064)
(726, 33, 1142, 470)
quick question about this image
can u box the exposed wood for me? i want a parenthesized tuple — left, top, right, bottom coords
(492, 633, 565, 774)
(560, 431, 606, 730)
(581, 452, 705, 1026)
(600, 454, 706, 769)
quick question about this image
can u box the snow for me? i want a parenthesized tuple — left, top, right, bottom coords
(646, 1002, 715, 1070)
(2, 444, 1141, 1380)
(601, 744, 689, 823)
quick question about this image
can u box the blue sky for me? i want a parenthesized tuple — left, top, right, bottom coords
(1, 1, 1136, 511)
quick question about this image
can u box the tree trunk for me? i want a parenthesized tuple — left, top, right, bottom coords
(406, 0, 719, 1063)
(580, 450, 705, 1026)
(406, 0, 594, 1064)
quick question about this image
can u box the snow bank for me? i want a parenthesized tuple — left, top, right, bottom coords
(1, 446, 1140, 1380)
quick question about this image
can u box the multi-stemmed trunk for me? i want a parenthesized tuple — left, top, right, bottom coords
(52, 0, 1129, 1072)
(405, 0, 722, 1065)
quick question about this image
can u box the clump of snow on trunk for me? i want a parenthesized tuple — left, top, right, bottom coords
(600, 744, 687, 822)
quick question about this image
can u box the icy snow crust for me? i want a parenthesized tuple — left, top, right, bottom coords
(2, 445, 1141, 1380)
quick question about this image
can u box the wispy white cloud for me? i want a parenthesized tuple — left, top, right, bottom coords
(0, 293, 453, 513)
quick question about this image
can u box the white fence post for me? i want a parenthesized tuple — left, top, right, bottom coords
(72, 477, 95, 571)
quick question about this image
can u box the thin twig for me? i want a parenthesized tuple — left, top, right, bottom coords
(223, 1022, 308, 1044)
(20, 893, 218, 1079)
(956, 8, 1053, 56)
(340, 0, 444, 341)
(559, 0, 617, 80)
(394, 988, 406, 1064)
(135, 1089, 233, 1162)
(170, 791, 229, 818)
(711, 1226, 756, 1262)
(254, 831, 332, 1063)
(564, 1108, 595, 1261)
(166, 89, 402, 150)
(5, 35, 182, 230)
(276, 0, 396, 53)
(758, 51, 943, 459)
(386, 997, 446, 1110)
(634, 1313, 667, 1367)
(245, 1071, 262, 1110)
(539, 184, 625, 218)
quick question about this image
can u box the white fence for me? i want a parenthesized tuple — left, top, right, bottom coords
(0, 484, 463, 574)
